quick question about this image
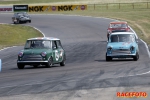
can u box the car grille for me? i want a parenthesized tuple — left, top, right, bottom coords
(112, 49, 131, 54)
(21, 55, 43, 61)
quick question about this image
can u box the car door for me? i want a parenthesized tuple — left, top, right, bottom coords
(52, 40, 60, 63)
(56, 40, 64, 62)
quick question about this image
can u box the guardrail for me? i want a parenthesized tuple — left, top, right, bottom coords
(89, 2, 150, 10)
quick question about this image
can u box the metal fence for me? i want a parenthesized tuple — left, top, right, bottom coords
(89, 2, 150, 10)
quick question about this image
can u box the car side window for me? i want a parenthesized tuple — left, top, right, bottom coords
(52, 41, 57, 49)
(56, 40, 62, 49)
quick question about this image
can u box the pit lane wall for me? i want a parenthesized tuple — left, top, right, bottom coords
(0, 5, 87, 13)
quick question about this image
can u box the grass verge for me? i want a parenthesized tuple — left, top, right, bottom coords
(0, 24, 43, 49)
(0, 0, 149, 4)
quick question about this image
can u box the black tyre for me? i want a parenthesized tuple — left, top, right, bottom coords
(29, 20, 31, 23)
(133, 52, 139, 61)
(60, 60, 65, 66)
(17, 63, 25, 69)
(33, 65, 38, 68)
(46, 57, 53, 68)
(106, 53, 112, 61)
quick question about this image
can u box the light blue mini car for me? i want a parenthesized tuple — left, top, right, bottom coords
(106, 32, 139, 61)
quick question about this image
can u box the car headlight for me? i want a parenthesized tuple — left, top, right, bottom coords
(41, 52, 47, 57)
(107, 46, 112, 50)
(18, 52, 23, 57)
(130, 46, 135, 51)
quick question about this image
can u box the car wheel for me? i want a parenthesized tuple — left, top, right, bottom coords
(46, 57, 53, 68)
(33, 65, 38, 68)
(17, 63, 25, 69)
(60, 60, 65, 66)
(106, 53, 112, 61)
(133, 52, 139, 61)
(29, 20, 31, 23)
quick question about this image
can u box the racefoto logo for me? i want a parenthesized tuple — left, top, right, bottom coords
(13, 5, 28, 12)
(117, 92, 148, 98)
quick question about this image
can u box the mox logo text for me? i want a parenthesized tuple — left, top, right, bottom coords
(28, 5, 87, 12)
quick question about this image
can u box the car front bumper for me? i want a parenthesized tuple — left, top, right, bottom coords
(17, 60, 48, 65)
(107, 53, 136, 58)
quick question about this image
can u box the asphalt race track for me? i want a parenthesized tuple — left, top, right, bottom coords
(0, 14, 150, 100)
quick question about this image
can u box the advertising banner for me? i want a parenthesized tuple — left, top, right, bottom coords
(29, 6, 52, 12)
(13, 5, 28, 12)
(58, 5, 87, 11)
(28, 5, 87, 12)
(0, 6, 13, 12)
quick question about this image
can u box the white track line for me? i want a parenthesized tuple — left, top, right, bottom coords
(140, 39, 150, 58)
(0, 46, 17, 52)
(0, 23, 45, 52)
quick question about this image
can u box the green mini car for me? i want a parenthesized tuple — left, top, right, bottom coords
(17, 37, 66, 69)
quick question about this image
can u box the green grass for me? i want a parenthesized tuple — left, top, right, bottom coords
(0, 24, 43, 49)
(0, 0, 71, 4)
(0, 0, 150, 4)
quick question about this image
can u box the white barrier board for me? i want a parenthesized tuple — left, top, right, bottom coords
(0, 6, 13, 12)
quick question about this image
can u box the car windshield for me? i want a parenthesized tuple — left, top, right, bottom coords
(24, 40, 51, 49)
(16, 12, 28, 17)
(110, 23, 127, 28)
(110, 34, 135, 43)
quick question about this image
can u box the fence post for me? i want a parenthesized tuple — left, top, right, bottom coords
(106, 3, 108, 9)
(0, 59, 1, 72)
(94, 4, 95, 10)
(147, 2, 149, 9)
(119, 3, 120, 9)
(132, 3, 134, 9)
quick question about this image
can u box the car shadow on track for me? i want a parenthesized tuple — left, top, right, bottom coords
(95, 59, 134, 62)
(10, 65, 62, 70)
(10, 22, 30, 25)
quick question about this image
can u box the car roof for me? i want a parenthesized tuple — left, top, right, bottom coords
(27, 37, 60, 41)
(14, 12, 27, 14)
(110, 21, 127, 24)
(110, 32, 135, 35)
